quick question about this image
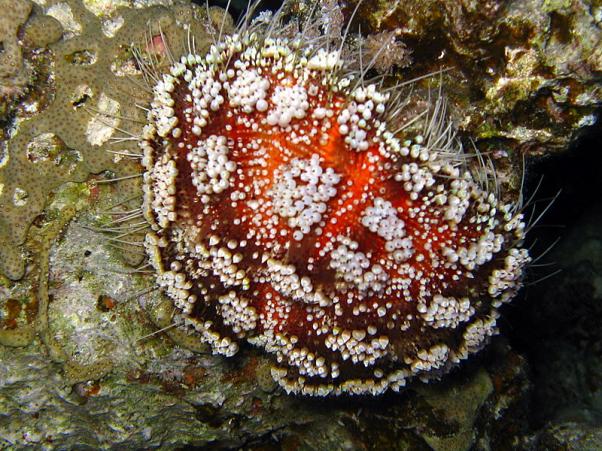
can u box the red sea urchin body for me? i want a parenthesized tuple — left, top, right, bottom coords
(140, 31, 530, 396)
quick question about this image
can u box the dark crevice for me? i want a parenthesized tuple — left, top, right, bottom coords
(503, 117, 602, 428)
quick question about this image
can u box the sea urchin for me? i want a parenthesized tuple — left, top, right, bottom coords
(139, 10, 530, 396)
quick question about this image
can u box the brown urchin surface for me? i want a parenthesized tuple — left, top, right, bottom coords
(141, 32, 529, 396)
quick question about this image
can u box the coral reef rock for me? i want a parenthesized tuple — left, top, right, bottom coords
(1, 0, 600, 448)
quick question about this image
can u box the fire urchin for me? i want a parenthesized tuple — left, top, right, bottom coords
(137, 7, 530, 396)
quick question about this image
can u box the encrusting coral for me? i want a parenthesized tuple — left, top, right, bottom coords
(0, 0, 35, 114)
(0, 0, 217, 280)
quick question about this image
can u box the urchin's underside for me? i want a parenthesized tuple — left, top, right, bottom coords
(139, 21, 529, 396)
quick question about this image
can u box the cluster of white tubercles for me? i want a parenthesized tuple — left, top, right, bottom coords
(324, 329, 390, 367)
(207, 242, 249, 289)
(217, 291, 258, 337)
(187, 135, 237, 200)
(418, 295, 475, 329)
(226, 68, 270, 113)
(188, 67, 224, 136)
(272, 365, 411, 397)
(503, 208, 527, 238)
(150, 75, 179, 138)
(264, 258, 330, 306)
(270, 154, 341, 240)
(284, 346, 331, 379)
(399, 136, 432, 161)
(329, 236, 389, 294)
(443, 177, 472, 224)
(267, 258, 313, 302)
(394, 162, 436, 201)
(156, 269, 195, 314)
(361, 197, 414, 262)
(337, 85, 388, 151)
(148, 153, 178, 228)
(456, 231, 505, 271)
(487, 248, 531, 300)
(307, 48, 343, 71)
(182, 315, 239, 357)
(408, 344, 450, 374)
(456, 313, 499, 359)
(267, 84, 310, 128)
